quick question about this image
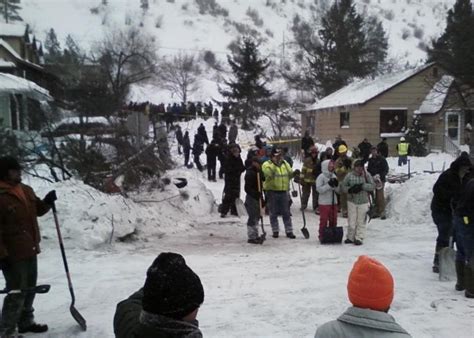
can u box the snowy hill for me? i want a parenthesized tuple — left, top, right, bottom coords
(20, 0, 454, 66)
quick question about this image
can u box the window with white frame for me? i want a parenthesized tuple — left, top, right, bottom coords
(340, 111, 350, 128)
(380, 108, 407, 134)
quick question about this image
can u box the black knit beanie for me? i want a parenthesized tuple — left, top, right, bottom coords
(0, 156, 21, 180)
(142, 252, 204, 319)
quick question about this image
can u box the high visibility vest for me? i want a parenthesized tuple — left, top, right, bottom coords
(262, 160, 292, 191)
(398, 142, 409, 156)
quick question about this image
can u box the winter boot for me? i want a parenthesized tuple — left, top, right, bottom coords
(464, 261, 474, 299)
(272, 232, 279, 238)
(455, 260, 465, 291)
(432, 245, 442, 273)
(286, 232, 296, 239)
(18, 323, 48, 334)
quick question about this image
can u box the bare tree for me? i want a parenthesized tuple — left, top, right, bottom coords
(93, 26, 158, 113)
(157, 53, 201, 104)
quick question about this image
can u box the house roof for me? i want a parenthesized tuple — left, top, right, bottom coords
(0, 72, 52, 101)
(0, 38, 44, 71)
(0, 23, 25, 37)
(305, 63, 435, 111)
(416, 75, 454, 115)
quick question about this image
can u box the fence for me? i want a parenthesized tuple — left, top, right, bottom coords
(427, 132, 461, 157)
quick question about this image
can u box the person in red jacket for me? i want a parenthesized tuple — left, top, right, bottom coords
(0, 157, 56, 336)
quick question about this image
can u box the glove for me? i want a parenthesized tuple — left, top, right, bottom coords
(43, 190, 57, 206)
(293, 169, 301, 177)
(328, 178, 339, 187)
(348, 184, 363, 194)
(0, 258, 9, 271)
(293, 175, 300, 184)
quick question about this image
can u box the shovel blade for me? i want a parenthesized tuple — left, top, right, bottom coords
(438, 247, 456, 281)
(70, 305, 87, 331)
(301, 226, 310, 239)
(235, 198, 247, 217)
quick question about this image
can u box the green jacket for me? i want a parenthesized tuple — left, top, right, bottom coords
(262, 160, 292, 191)
(341, 171, 375, 205)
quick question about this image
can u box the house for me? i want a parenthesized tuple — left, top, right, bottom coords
(0, 72, 52, 131)
(301, 63, 472, 156)
(0, 23, 56, 131)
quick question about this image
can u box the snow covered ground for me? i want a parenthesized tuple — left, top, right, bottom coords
(3, 123, 473, 338)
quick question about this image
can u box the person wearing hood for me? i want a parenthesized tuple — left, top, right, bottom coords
(113, 252, 205, 338)
(0, 157, 56, 336)
(431, 154, 472, 273)
(315, 255, 411, 338)
(316, 160, 341, 242)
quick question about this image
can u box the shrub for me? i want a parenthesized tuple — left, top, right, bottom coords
(401, 28, 410, 40)
(413, 27, 424, 39)
(203, 50, 216, 66)
(246, 7, 264, 27)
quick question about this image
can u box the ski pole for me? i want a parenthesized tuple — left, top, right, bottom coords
(51, 201, 87, 331)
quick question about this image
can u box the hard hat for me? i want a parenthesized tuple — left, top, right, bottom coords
(338, 144, 348, 153)
(400, 137, 405, 141)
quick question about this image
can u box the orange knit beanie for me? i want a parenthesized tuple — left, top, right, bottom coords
(347, 255, 394, 311)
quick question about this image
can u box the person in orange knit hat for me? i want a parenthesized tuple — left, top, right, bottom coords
(315, 255, 411, 337)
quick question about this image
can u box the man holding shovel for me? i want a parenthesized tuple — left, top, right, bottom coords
(300, 146, 321, 214)
(0, 156, 56, 336)
(244, 157, 265, 244)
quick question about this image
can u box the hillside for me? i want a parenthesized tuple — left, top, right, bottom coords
(20, 0, 455, 65)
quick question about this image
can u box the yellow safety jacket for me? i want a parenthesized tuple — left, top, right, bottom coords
(398, 142, 409, 156)
(262, 160, 292, 191)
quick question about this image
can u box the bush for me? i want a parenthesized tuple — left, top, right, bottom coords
(195, 0, 229, 17)
(384, 10, 394, 21)
(155, 15, 163, 28)
(203, 50, 216, 66)
(401, 28, 411, 40)
(413, 27, 424, 39)
(246, 7, 264, 27)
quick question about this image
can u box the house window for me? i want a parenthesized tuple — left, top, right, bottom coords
(340, 111, 350, 128)
(380, 109, 407, 134)
(306, 114, 315, 135)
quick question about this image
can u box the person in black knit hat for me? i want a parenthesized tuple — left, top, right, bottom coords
(113, 252, 205, 338)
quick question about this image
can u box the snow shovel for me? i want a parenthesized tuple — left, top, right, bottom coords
(296, 179, 310, 239)
(0, 284, 50, 295)
(256, 172, 266, 242)
(52, 200, 87, 331)
(235, 198, 247, 217)
(439, 237, 456, 281)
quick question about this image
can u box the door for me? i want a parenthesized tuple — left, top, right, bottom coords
(445, 111, 460, 146)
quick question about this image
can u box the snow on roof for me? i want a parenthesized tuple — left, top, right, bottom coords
(0, 23, 25, 37)
(0, 38, 43, 70)
(305, 63, 434, 111)
(0, 59, 15, 68)
(0, 72, 52, 101)
(416, 75, 454, 115)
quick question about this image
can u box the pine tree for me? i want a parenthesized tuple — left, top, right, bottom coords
(44, 28, 62, 63)
(220, 36, 272, 129)
(406, 114, 428, 156)
(1, 0, 22, 23)
(290, 0, 388, 97)
(428, 0, 474, 88)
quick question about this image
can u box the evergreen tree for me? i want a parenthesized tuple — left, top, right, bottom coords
(406, 114, 428, 156)
(290, 0, 388, 97)
(428, 0, 474, 88)
(1, 0, 22, 23)
(44, 28, 62, 63)
(220, 36, 272, 129)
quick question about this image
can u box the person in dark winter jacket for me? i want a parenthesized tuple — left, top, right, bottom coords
(192, 135, 204, 171)
(228, 121, 238, 144)
(218, 122, 227, 141)
(0, 156, 55, 336)
(244, 157, 265, 244)
(220, 144, 245, 217)
(183, 131, 191, 167)
(377, 137, 389, 158)
(205, 140, 220, 181)
(315, 255, 411, 338)
(113, 252, 204, 338)
(196, 123, 209, 146)
(453, 178, 474, 298)
(358, 138, 372, 164)
(299, 146, 320, 213)
(431, 154, 472, 273)
(319, 147, 333, 162)
(301, 130, 315, 158)
(367, 147, 389, 219)
(175, 126, 184, 155)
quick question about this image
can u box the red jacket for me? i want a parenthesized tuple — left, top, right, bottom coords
(0, 182, 50, 261)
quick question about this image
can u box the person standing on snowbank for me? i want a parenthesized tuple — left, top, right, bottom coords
(315, 255, 411, 338)
(114, 252, 205, 338)
(0, 156, 56, 336)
